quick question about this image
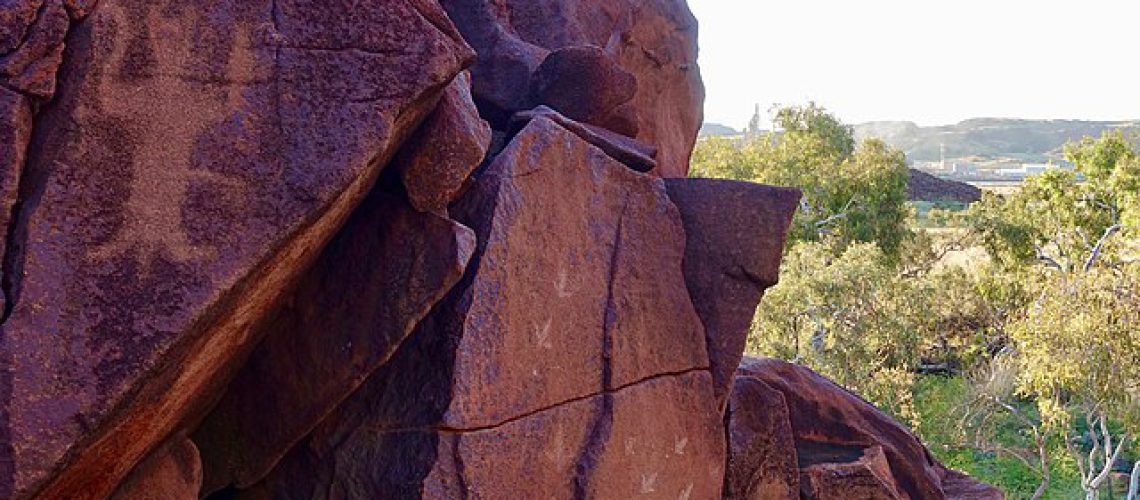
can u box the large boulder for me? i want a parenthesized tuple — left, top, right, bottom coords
(440, 0, 704, 177)
(0, 0, 473, 497)
(724, 376, 800, 499)
(665, 178, 800, 409)
(729, 358, 1004, 500)
(240, 115, 725, 498)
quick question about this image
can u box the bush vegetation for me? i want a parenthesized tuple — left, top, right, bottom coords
(691, 104, 1140, 499)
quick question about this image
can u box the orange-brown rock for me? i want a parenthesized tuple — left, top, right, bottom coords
(392, 71, 492, 213)
(729, 358, 1004, 500)
(240, 114, 723, 498)
(193, 185, 475, 494)
(724, 376, 800, 500)
(439, 0, 704, 177)
(110, 437, 202, 500)
(665, 178, 800, 409)
(0, 1, 473, 497)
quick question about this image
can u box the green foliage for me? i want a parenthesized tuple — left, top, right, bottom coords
(695, 106, 1140, 498)
(749, 242, 927, 426)
(691, 104, 911, 260)
(1011, 268, 1140, 433)
(914, 376, 1086, 500)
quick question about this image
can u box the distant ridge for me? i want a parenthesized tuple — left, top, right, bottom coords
(699, 122, 740, 137)
(855, 118, 1140, 163)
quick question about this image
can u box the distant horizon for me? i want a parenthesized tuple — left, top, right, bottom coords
(687, 0, 1140, 131)
(702, 115, 1140, 132)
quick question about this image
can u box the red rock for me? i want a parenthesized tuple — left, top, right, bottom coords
(0, 0, 69, 97)
(239, 114, 720, 498)
(439, 0, 704, 177)
(800, 445, 904, 500)
(0, 88, 32, 312)
(110, 437, 202, 500)
(192, 186, 475, 494)
(724, 376, 799, 500)
(733, 358, 1004, 500)
(392, 71, 491, 213)
(665, 178, 800, 409)
(0, 1, 473, 498)
(529, 45, 638, 136)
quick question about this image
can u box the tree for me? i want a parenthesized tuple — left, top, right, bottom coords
(691, 103, 912, 261)
(967, 130, 1140, 499)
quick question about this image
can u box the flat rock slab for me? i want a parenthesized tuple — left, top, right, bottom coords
(664, 178, 800, 409)
(193, 186, 475, 493)
(0, 0, 472, 497)
(237, 114, 720, 498)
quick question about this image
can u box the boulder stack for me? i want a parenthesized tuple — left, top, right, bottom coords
(0, 1, 998, 498)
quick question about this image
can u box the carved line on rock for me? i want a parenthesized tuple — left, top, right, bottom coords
(570, 195, 626, 499)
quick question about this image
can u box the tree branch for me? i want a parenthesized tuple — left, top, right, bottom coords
(1083, 224, 1123, 273)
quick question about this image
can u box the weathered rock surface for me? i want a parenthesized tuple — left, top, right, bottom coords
(730, 358, 1004, 500)
(440, 0, 704, 177)
(724, 376, 800, 499)
(242, 115, 723, 498)
(666, 178, 800, 409)
(529, 45, 638, 136)
(1, 1, 999, 498)
(193, 185, 475, 493)
(0, 0, 472, 497)
(392, 71, 491, 213)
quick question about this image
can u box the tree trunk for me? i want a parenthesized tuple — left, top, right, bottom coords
(1127, 460, 1139, 500)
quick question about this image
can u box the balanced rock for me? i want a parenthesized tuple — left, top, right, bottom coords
(392, 71, 492, 213)
(0, 1, 472, 497)
(665, 178, 801, 409)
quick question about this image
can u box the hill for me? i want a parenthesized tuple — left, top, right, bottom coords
(699, 122, 740, 137)
(855, 119, 1140, 163)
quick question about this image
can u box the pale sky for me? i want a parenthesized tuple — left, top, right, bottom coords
(688, 0, 1140, 129)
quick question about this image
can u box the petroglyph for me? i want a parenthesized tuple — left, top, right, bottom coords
(88, 2, 255, 273)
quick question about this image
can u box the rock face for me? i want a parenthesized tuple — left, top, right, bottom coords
(192, 186, 476, 493)
(665, 179, 800, 409)
(439, 0, 704, 177)
(109, 437, 202, 500)
(0, 0, 472, 497)
(0, 1, 998, 499)
(243, 116, 725, 498)
(729, 358, 1005, 500)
